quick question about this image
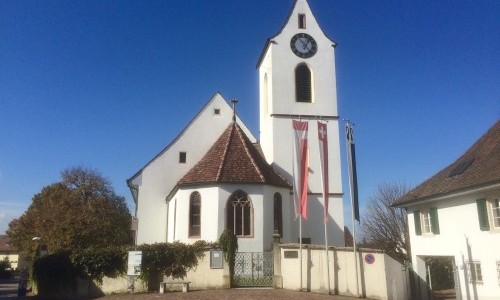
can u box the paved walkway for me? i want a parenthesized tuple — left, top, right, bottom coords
(97, 289, 364, 300)
(2, 279, 366, 299)
(0, 279, 19, 299)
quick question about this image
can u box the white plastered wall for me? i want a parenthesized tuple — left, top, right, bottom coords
(406, 186, 500, 300)
(130, 93, 255, 245)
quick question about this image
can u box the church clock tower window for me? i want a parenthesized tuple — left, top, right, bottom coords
(295, 63, 313, 103)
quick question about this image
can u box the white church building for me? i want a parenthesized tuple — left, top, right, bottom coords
(127, 0, 345, 252)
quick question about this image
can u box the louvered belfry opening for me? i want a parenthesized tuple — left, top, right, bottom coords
(295, 63, 312, 103)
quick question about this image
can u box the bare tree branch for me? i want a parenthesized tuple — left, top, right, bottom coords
(360, 182, 411, 264)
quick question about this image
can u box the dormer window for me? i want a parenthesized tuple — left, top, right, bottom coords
(298, 14, 306, 29)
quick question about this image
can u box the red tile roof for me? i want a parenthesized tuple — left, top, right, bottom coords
(178, 122, 291, 188)
(394, 120, 500, 206)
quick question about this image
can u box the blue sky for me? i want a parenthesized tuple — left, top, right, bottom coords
(1, 0, 498, 235)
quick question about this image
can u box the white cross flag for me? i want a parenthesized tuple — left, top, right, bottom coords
(293, 120, 309, 220)
(317, 121, 329, 223)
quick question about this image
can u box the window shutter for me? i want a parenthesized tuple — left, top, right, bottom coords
(413, 210, 422, 236)
(430, 207, 440, 235)
(476, 199, 490, 231)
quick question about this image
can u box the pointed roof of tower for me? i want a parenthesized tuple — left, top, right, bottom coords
(256, 0, 336, 68)
(177, 122, 291, 188)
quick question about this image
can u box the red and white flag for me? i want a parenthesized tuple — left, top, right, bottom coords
(317, 121, 329, 223)
(293, 120, 309, 220)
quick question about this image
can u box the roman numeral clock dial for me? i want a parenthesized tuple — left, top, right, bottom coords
(290, 33, 317, 58)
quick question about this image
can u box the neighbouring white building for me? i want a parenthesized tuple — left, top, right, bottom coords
(127, 0, 344, 252)
(394, 120, 500, 300)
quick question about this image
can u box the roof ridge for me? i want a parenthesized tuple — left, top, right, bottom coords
(216, 124, 234, 181)
(236, 124, 266, 182)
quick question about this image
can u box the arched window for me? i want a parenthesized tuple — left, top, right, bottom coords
(274, 193, 283, 237)
(189, 192, 201, 237)
(227, 190, 253, 237)
(295, 63, 312, 103)
(263, 73, 269, 115)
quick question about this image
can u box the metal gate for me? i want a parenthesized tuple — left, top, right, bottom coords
(233, 252, 273, 287)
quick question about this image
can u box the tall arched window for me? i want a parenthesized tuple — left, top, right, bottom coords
(227, 190, 253, 237)
(189, 192, 201, 237)
(263, 73, 269, 115)
(295, 63, 312, 103)
(274, 193, 283, 237)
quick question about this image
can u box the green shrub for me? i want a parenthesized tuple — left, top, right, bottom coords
(138, 241, 212, 291)
(33, 253, 77, 299)
(218, 229, 238, 271)
(71, 246, 127, 284)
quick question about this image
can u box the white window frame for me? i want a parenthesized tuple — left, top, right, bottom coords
(467, 260, 483, 284)
(491, 199, 500, 229)
(422, 210, 432, 234)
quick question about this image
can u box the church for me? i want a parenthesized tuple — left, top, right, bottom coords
(127, 0, 345, 252)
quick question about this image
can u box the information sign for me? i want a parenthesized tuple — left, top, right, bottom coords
(127, 251, 142, 276)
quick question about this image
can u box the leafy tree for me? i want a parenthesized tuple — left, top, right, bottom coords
(0, 257, 12, 279)
(360, 182, 411, 264)
(7, 166, 132, 258)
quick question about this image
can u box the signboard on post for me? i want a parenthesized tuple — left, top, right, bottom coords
(127, 251, 142, 276)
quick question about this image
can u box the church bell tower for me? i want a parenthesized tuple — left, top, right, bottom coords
(257, 0, 344, 245)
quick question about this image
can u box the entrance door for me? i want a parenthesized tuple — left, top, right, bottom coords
(425, 256, 457, 300)
(233, 252, 273, 287)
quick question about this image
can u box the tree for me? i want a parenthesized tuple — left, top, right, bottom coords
(7, 167, 132, 258)
(360, 182, 411, 264)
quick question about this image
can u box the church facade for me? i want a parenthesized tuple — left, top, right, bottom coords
(127, 0, 344, 252)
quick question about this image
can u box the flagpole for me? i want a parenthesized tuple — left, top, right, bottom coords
(324, 221, 331, 294)
(345, 120, 360, 297)
(299, 214, 303, 291)
(318, 121, 331, 295)
(350, 193, 359, 297)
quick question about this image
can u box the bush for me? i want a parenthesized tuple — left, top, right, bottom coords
(138, 241, 212, 291)
(71, 246, 128, 284)
(0, 257, 13, 279)
(33, 253, 77, 299)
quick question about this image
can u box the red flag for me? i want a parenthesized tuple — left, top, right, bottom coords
(293, 120, 309, 220)
(317, 121, 329, 223)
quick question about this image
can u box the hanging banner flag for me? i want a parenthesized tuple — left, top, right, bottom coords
(346, 122, 360, 222)
(293, 120, 309, 220)
(317, 121, 329, 223)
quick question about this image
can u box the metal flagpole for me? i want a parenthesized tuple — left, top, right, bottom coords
(299, 214, 303, 291)
(351, 198, 359, 297)
(345, 120, 360, 297)
(324, 221, 331, 294)
(318, 121, 331, 295)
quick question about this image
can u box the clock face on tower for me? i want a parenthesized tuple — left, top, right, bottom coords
(290, 33, 317, 58)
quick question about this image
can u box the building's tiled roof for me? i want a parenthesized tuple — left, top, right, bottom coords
(394, 120, 500, 207)
(178, 122, 291, 188)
